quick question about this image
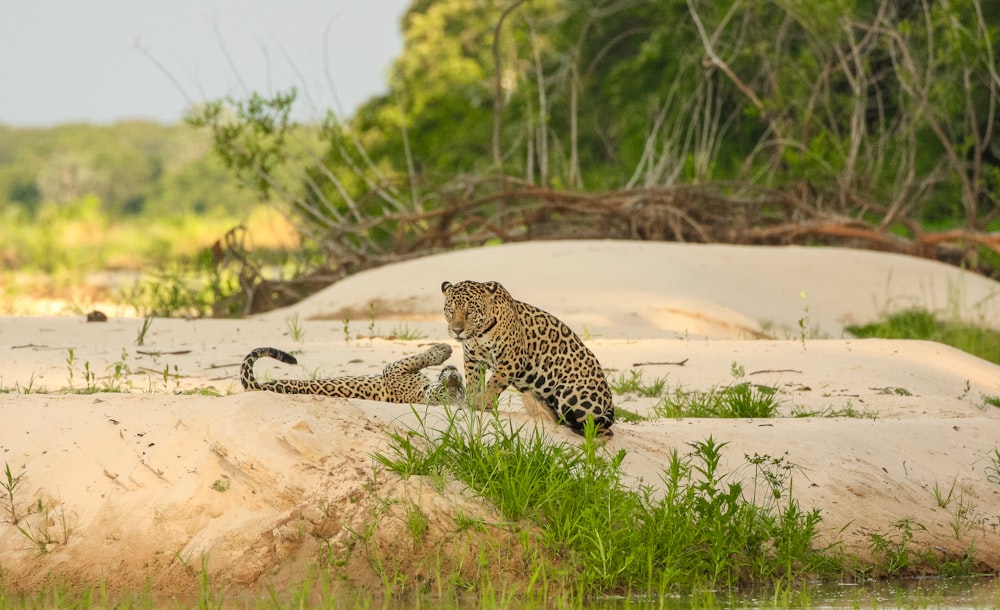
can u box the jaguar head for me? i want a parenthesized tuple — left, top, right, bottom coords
(441, 280, 504, 340)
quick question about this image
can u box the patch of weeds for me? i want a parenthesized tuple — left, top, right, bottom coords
(3, 468, 71, 554)
(342, 317, 352, 344)
(16, 496, 71, 554)
(66, 347, 133, 393)
(613, 407, 646, 423)
(104, 347, 133, 392)
(947, 490, 981, 540)
(210, 477, 231, 492)
(654, 382, 780, 418)
(986, 449, 1000, 486)
(791, 403, 878, 419)
(121, 266, 214, 319)
(182, 387, 223, 397)
(406, 504, 429, 541)
(161, 363, 181, 393)
(868, 518, 931, 576)
(873, 386, 912, 396)
(609, 370, 666, 397)
(981, 394, 1000, 410)
(135, 316, 153, 346)
(195, 554, 225, 609)
(65, 348, 76, 390)
(120, 249, 243, 318)
(388, 323, 426, 340)
(933, 477, 957, 508)
(2, 462, 26, 524)
(375, 408, 839, 594)
(285, 313, 305, 343)
(846, 308, 1000, 366)
(937, 548, 977, 577)
(454, 512, 485, 531)
(14, 373, 43, 394)
(959, 380, 972, 400)
(633, 363, 782, 419)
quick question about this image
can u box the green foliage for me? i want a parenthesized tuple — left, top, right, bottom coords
(186, 0, 999, 274)
(610, 370, 667, 397)
(611, 367, 781, 419)
(375, 409, 838, 594)
(2, 462, 26, 524)
(187, 90, 297, 198)
(653, 382, 781, 419)
(119, 249, 243, 318)
(986, 449, 1000, 486)
(388, 323, 426, 340)
(868, 519, 925, 576)
(791, 403, 878, 419)
(0, 122, 255, 219)
(846, 308, 1000, 365)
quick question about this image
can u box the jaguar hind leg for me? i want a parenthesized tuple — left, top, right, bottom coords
(381, 343, 453, 375)
(382, 343, 464, 405)
(424, 364, 466, 404)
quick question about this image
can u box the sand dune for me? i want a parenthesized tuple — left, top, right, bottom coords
(2, 240, 999, 593)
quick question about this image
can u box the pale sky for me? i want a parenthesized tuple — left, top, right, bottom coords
(0, 1, 410, 126)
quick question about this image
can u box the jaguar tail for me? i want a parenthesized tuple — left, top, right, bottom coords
(241, 347, 298, 390)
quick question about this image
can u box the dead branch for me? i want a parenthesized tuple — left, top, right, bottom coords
(215, 177, 998, 314)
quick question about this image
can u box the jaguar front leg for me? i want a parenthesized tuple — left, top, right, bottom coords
(463, 357, 497, 411)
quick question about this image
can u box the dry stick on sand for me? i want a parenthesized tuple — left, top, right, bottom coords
(632, 358, 689, 367)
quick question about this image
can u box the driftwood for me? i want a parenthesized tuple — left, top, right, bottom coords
(213, 179, 1000, 314)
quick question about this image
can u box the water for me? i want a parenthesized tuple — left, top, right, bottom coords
(8, 575, 999, 609)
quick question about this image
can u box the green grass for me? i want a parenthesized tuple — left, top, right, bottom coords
(374, 408, 840, 596)
(611, 369, 782, 419)
(609, 370, 666, 397)
(653, 381, 781, 418)
(846, 308, 1000, 365)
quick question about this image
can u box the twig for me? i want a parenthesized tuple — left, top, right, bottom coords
(632, 358, 689, 367)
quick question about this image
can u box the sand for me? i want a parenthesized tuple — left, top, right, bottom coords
(1, 240, 999, 594)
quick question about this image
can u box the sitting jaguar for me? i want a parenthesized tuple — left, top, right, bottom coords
(441, 280, 615, 437)
(241, 343, 465, 405)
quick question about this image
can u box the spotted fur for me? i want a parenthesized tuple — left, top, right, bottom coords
(441, 280, 614, 437)
(241, 343, 464, 405)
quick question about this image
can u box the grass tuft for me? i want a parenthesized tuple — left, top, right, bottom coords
(374, 408, 838, 595)
(653, 382, 781, 418)
(846, 308, 1000, 365)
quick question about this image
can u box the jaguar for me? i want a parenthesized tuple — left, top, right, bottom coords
(441, 280, 615, 437)
(241, 342, 464, 405)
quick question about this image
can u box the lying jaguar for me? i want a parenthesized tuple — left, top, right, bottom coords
(241, 342, 465, 405)
(441, 280, 615, 437)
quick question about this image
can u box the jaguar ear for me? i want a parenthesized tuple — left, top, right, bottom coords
(484, 281, 501, 294)
(441, 281, 453, 294)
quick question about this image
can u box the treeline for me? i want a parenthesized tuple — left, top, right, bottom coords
(193, 0, 1000, 282)
(0, 122, 256, 220)
(6, 0, 997, 293)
